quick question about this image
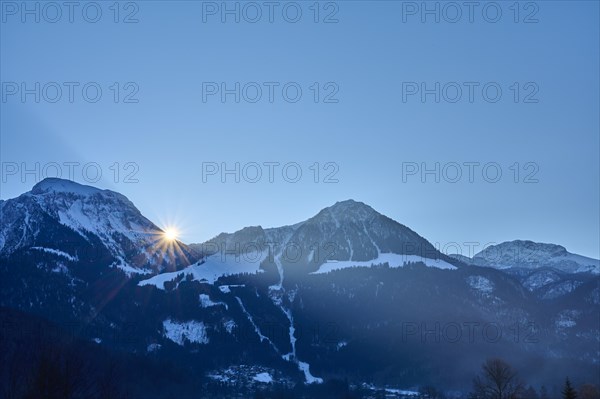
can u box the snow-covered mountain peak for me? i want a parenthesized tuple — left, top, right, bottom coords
(22, 179, 153, 242)
(31, 178, 104, 196)
(483, 240, 568, 258)
(193, 199, 454, 277)
(302, 200, 382, 232)
(330, 199, 371, 211)
(29, 178, 135, 209)
(1, 179, 196, 276)
(318, 199, 377, 222)
(470, 240, 598, 274)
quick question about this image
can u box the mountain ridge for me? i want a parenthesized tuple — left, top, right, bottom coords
(0, 178, 196, 276)
(190, 198, 457, 279)
(3, 179, 598, 276)
(451, 239, 599, 274)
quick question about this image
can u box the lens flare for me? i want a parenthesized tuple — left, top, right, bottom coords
(163, 227, 179, 241)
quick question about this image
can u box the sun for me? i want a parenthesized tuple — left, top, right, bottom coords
(163, 227, 179, 242)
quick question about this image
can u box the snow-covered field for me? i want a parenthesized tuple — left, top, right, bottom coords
(139, 251, 267, 289)
(312, 253, 456, 274)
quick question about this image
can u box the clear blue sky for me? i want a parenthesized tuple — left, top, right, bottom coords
(1, 1, 599, 258)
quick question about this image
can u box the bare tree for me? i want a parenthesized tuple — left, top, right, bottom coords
(471, 358, 524, 399)
(578, 384, 600, 399)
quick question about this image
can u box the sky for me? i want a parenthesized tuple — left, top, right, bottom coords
(1, 1, 599, 258)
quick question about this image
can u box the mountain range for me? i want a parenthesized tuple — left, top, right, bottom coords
(0, 178, 598, 398)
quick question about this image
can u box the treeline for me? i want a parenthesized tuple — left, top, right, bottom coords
(0, 307, 202, 399)
(467, 358, 599, 399)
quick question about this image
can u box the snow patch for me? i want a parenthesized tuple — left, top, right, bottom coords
(269, 255, 285, 291)
(219, 284, 245, 293)
(253, 372, 273, 383)
(207, 365, 280, 385)
(555, 310, 579, 329)
(147, 343, 161, 353)
(208, 373, 230, 383)
(111, 256, 152, 277)
(557, 319, 576, 328)
(523, 270, 561, 291)
(162, 319, 209, 345)
(361, 384, 419, 397)
(466, 275, 494, 294)
(223, 319, 236, 334)
(50, 262, 69, 274)
(30, 247, 78, 262)
(219, 285, 231, 293)
(312, 253, 456, 274)
(199, 294, 228, 309)
(298, 361, 323, 384)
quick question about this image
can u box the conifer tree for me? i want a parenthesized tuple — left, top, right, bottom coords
(562, 378, 578, 399)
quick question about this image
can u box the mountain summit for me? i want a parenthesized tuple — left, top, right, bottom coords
(0, 178, 195, 276)
(194, 198, 456, 279)
(31, 177, 106, 196)
(456, 240, 599, 274)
